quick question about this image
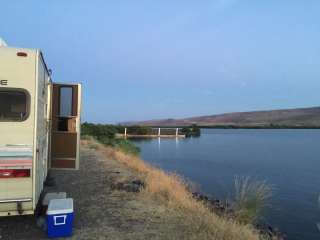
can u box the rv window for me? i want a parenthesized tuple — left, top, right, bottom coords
(0, 89, 29, 121)
(59, 87, 73, 117)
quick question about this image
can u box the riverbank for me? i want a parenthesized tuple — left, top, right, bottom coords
(82, 138, 270, 240)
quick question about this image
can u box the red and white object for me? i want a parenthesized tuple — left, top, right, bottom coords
(0, 146, 33, 176)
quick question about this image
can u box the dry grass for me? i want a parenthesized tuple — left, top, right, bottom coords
(83, 139, 265, 240)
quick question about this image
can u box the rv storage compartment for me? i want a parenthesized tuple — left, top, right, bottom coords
(46, 198, 74, 238)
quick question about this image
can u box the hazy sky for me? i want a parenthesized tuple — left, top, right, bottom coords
(1, 1, 320, 123)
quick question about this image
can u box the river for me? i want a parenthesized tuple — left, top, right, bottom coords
(132, 129, 320, 240)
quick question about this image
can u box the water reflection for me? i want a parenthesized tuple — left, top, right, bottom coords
(175, 137, 179, 149)
(158, 137, 161, 151)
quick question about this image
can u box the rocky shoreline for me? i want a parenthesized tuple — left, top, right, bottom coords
(191, 192, 287, 240)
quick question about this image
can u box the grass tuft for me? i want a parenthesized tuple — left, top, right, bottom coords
(234, 176, 273, 224)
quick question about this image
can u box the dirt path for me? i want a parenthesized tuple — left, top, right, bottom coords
(0, 144, 188, 240)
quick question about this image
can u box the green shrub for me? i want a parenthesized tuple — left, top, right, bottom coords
(181, 124, 201, 137)
(81, 122, 117, 138)
(81, 122, 140, 155)
(191, 124, 201, 137)
(114, 125, 126, 134)
(126, 125, 153, 135)
(97, 136, 117, 147)
(114, 139, 140, 155)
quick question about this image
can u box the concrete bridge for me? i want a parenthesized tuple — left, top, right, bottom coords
(116, 128, 186, 138)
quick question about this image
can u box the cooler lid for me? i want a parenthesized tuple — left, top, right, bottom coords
(47, 198, 73, 215)
(42, 192, 67, 206)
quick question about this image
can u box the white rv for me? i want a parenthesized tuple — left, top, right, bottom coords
(0, 44, 81, 216)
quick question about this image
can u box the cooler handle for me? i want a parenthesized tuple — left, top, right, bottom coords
(54, 215, 67, 225)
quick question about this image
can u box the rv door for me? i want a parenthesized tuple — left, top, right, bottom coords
(49, 83, 81, 170)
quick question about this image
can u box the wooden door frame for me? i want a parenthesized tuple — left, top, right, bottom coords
(49, 83, 81, 170)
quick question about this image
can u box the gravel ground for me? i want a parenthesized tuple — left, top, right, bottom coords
(0, 144, 185, 240)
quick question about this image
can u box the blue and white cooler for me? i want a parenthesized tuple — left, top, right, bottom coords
(46, 198, 74, 238)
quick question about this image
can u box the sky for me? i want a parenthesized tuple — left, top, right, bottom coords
(1, 0, 320, 123)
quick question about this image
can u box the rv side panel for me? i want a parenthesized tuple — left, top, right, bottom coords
(0, 47, 36, 216)
(33, 52, 50, 210)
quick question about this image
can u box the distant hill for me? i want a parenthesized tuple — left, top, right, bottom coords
(124, 107, 320, 128)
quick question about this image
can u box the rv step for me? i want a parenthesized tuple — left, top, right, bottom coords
(0, 198, 32, 203)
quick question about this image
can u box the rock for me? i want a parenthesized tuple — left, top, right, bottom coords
(192, 192, 201, 198)
(192, 192, 210, 201)
(255, 223, 287, 240)
(132, 180, 145, 188)
(111, 179, 145, 193)
(123, 184, 141, 193)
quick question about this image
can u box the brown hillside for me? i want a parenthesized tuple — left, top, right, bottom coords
(127, 107, 320, 127)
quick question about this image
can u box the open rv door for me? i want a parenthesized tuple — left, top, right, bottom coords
(50, 83, 81, 170)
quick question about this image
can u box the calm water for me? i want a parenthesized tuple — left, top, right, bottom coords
(132, 129, 320, 240)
